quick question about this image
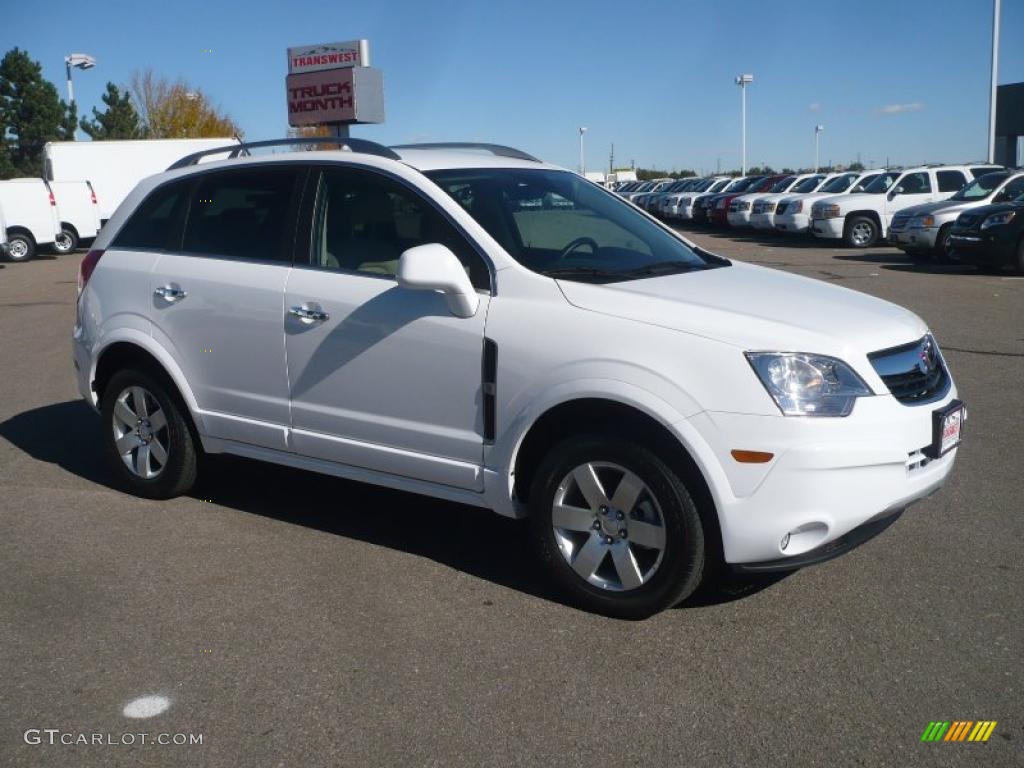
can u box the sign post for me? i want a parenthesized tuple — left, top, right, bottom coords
(286, 39, 383, 138)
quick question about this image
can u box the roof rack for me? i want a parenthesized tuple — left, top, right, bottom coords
(390, 142, 541, 162)
(166, 137, 401, 170)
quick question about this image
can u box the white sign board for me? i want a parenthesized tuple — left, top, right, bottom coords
(287, 40, 369, 75)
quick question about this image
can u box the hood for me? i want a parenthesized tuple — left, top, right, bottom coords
(556, 261, 927, 358)
(955, 200, 1023, 221)
(895, 199, 980, 217)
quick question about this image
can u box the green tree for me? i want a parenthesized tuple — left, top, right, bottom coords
(0, 47, 76, 177)
(80, 82, 143, 140)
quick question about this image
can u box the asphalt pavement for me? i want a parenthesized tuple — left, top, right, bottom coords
(0, 234, 1021, 767)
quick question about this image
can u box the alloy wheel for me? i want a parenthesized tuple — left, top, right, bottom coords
(111, 386, 169, 479)
(551, 461, 667, 591)
(850, 221, 874, 246)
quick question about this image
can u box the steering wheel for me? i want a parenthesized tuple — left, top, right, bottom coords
(558, 237, 600, 260)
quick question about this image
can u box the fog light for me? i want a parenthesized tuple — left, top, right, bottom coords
(780, 533, 791, 551)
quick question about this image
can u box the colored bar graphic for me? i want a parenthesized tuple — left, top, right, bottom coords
(922, 720, 996, 743)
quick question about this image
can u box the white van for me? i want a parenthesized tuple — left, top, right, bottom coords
(0, 178, 62, 261)
(44, 138, 241, 223)
(49, 180, 102, 253)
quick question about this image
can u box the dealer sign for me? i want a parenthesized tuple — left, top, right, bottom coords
(287, 40, 369, 74)
(286, 67, 385, 126)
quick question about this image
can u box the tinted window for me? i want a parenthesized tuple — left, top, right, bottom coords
(428, 168, 719, 283)
(182, 167, 298, 261)
(950, 172, 1007, 201)
(936, 171, 967, 193)
(112, 181, 188, 251)
(1002, 175, 1024, 199)
(862, 172, 901, 193)
(311, 168, 489, 289)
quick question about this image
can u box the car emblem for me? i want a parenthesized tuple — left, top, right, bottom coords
(918, 339, 937, 374)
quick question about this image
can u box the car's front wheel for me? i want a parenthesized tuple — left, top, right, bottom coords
(100, 368, 198, 499)
(844, 216, 878, 248)
(5, 232, 35, 261)
(529, 436, 706, 619)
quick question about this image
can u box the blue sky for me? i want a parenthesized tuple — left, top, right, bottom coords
(5, 0, 1023, 172)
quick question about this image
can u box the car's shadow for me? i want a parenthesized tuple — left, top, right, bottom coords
(0, 400, 788, 615)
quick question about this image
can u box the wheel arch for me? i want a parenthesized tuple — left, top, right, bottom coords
(845, 209, 883, 229)
(507, 396, 723, 565)
(59, 222, 80, 238)
(92, 334, 207, 437)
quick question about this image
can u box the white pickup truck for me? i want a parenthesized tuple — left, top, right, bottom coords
(810, 164, 1003, 247)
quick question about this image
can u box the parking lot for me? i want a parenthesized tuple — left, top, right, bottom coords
(1, 234, 1021, 766)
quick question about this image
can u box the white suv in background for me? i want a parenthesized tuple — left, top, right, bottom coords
(74, 139, 964, 618)
(810, 165, 990, 248)
(748, 173, 830, 230)
(773, 170, 884, 235)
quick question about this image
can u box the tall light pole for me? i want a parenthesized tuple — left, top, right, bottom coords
(814, 124, 824, 171)
(64, 53, 97, 107)
(988, 0, 1001, 163)
(578, 126, 588, 175)
(735, 74, 753, 175)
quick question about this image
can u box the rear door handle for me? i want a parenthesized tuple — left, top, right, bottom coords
(154, 285, 187, 302)
(288, 304, 329, 323)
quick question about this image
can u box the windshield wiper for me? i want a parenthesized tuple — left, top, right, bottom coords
(620, 260, 700, 277)
(542, 266, 624, 281)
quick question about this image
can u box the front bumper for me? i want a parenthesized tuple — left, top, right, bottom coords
(947, 229, 1016, 266)
(890, 226, 938, 251)
(727, 210, 753, 227)
(685, 388, 961, 567)
(750, 212, 775, 230)
(775, 213, 810, 233)
(810, 217, 844, 239)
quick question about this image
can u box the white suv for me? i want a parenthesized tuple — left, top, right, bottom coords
(73, 139, 965, 618)
(810, 165, 983, 248)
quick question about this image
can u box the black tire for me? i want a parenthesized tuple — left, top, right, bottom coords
(843, 216, 878, 248)
(933, 224, 955, 262)
(99, 368, 198, 499)
(529, 435, 706, 619)
(5, 231, 35, 262)
(52, 226, 79, 254)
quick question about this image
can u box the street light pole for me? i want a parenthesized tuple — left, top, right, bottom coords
(64, 53, 97, 140)
(735, 74, 753, 175)
(988, 0, 1001, 163)
(579, 127, 588, 175)
(814, 124, 824, 171)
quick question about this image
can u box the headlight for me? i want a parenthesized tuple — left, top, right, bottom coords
(910, 215, 935, 228)
(736, 201, 751, 211)
(763, 202, 777, 213)
(820, 204, 841, 219)
(790, 200, 803, 213)
(745, 352, 872, 417)
(981, 211, 1016, 229)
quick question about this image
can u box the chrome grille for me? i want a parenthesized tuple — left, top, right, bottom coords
(868, 335, 950, 405)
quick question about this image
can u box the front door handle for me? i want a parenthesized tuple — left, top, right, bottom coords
(154, 285, 187, 302)
(288, 304, 329, 323)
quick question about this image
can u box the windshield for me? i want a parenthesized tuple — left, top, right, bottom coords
(725, 177, 755, 193)
(709, 179, 732, 192)
(427, 168, 723, 283)
(861, 172, 901, 193)
(819, 173, 857, 193)
(791, 175, 825, 193)
(770, 176, 797, 193)
(951, 172, 1008, 201)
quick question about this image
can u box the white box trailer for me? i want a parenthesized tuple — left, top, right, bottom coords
(43, 138, 241, 222)
(50, 180, 102, 253)
(0, 178, 61, 261)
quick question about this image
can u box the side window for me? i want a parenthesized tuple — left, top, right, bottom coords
(112, 181, 188, 251)
(937, 171, 967, 193)
(1002, 176, 1024, 199)
(310, 168, 489, 290)
(182, 167, 298, 262)
(897, 172, 931, 195)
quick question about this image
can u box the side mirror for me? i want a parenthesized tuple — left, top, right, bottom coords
(397, 243, 480, 318)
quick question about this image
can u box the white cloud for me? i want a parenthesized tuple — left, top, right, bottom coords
(877, 102, 925, 115)
(808, 102, 821, 112)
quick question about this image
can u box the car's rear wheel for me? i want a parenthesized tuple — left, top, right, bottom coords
(53, 227, 78, 254)
(529, 435, 705, 619)
(100, 368, 198, 499)
(844, 216, 878, 248)
(5, 232, 35, 262)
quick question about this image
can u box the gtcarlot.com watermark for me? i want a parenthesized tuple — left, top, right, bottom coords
(24, 729, 203, 746)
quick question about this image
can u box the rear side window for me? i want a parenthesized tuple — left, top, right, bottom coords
(937, 171, 967, 193)
(182, 167, 299, 262)
(897, 172, 931, 194)
(112, 181, 188, 251)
